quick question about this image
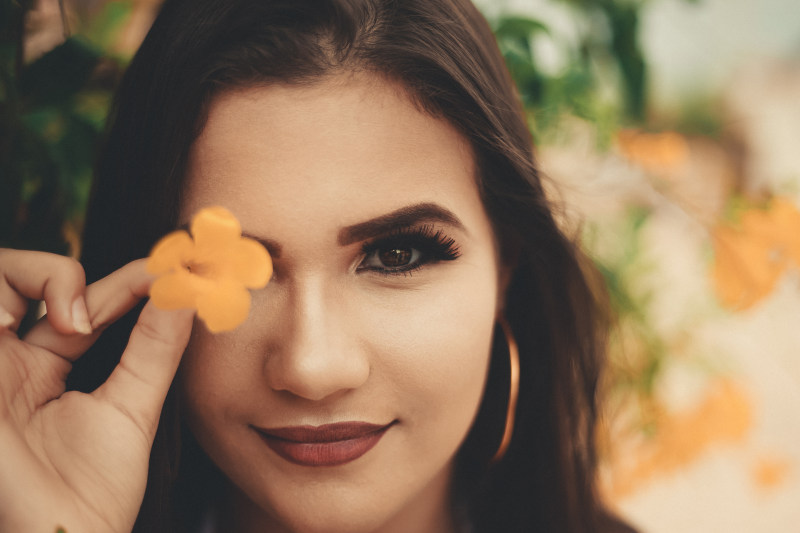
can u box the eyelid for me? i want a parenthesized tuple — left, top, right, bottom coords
(362, 222, 458, 243)
(360, 224, 460, 253)
(338, 202, 467, 246)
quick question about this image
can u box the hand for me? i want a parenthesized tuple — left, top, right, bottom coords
(0, 250, 194, 533)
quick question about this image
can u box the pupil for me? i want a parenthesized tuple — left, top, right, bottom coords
(380, 247, 412, 267)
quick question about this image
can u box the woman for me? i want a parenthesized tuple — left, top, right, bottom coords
(0, 0, 632, 531)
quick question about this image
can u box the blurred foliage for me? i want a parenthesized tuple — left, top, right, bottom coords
(0, 0, 131, 258)
(490, 0, 707, 144)
(490, 0, 655, 145)
(590, 208, 666, 398)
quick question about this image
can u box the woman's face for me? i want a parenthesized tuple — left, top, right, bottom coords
(179, 73, 504, 533)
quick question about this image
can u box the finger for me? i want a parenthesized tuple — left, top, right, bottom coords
(0, 249, 89, 334)
(0, 304, 14, 329)
(93, 302, 194, 438)
(23, 259, 153, 360)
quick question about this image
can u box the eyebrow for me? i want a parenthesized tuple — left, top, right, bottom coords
(337, 202, 466, 246)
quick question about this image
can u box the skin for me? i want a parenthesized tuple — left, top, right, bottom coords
(178, 72, 506, 533)
(0, 253, 195, 533)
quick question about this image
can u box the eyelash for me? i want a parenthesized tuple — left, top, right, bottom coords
(358, 224, 462, 276)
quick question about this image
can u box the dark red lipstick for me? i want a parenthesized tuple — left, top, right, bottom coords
(254, 421, 394, 467)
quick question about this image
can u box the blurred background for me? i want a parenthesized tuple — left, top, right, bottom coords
(2, 0, 799, 530)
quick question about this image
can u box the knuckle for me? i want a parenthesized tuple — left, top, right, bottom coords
(57, 256, 86, 286)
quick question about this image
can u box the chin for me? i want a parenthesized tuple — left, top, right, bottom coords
(263, 502, 393, 533)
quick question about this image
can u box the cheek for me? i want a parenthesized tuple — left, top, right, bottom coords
(362, 264, 499, 443)
(177, 328, 253, 439)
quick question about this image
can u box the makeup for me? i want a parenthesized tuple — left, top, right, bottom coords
(254, 421, 395, 467)
(358, 224, 461, 276)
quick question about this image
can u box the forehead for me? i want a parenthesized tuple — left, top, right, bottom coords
(182, 73, 483, 232)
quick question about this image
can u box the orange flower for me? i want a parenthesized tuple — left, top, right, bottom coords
(147, 206, 272, 332)
(711, 198, 800, 310)
(617, 129, 689, 173)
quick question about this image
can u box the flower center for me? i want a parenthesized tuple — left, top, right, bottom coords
(185, 260, 216, 278)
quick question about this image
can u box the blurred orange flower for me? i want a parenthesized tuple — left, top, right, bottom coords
(752, 455, 793, 490)
(711, 198, 800, 310)
(617, 129, 689, 173)
(147, 206, 272, 332)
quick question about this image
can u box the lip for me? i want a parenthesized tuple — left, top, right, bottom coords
(254, 421, 395, 467)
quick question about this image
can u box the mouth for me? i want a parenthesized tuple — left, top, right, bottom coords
(253, 421, 396, 467)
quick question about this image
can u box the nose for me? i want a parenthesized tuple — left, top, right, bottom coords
(264, 277, 370, 401)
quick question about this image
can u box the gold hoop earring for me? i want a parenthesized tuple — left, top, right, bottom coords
(491, 317, 519, 464)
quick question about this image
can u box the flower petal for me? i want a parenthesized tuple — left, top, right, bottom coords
(149, 270, 203, 310)
(231, 237, 273, 288)
(711, 227, 783, 310)
(147, 230, 194, 275)
(769, 198, 800, 266)
(196, 278, 252, 333)
(191, 206, 242, 250)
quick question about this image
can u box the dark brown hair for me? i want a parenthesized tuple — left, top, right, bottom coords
(73, 1, 629, 531)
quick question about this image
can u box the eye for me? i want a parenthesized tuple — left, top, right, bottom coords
(380, 247, 414, 267)
(361, 245, 422, 271)
(357, 225, 461, 276)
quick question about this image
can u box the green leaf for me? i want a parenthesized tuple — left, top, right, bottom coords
(494, 16, 550, 42)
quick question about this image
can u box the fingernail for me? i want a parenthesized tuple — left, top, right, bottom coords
(0, 306, 13, 328)
(72, 298, 93, 335)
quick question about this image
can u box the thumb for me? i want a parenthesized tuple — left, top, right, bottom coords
(93, 302, 194, 439)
